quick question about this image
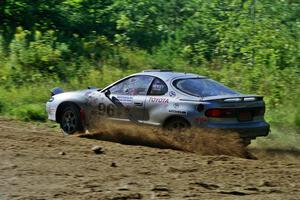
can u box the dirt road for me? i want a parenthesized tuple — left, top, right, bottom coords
(0, 118, 299, 200)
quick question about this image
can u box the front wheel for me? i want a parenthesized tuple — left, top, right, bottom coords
(60, 105, 83, 134)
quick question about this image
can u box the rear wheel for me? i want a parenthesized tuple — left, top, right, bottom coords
(241, 138, 252, 146)
(60, 105, 83, 134)
(164, 118, 190, 131)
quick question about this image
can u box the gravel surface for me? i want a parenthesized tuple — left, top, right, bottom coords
(0, 119, 299, 200)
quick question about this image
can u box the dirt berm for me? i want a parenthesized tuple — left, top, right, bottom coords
(0, 118, 299, 200)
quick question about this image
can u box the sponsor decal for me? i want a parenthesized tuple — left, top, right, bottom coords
(149, 97, 169, 104)
(173, 103, 180, 109)
(169, 110, 187, 115)
(85, 91, 92, 96)
(116, 95, 133, 103)
(193, 117, 208, 123)
(47, 107, 56, 114)
(87, 96, 98, 106)
(86, 92, 98, 106)
(169, 91, 176, 97)
(152, 84, 164, 91)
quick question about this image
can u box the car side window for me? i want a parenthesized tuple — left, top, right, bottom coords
(149, 78, 168, 95)
(110, 76, 154, 96)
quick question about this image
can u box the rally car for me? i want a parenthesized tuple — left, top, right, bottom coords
(46, 70, 270, 143)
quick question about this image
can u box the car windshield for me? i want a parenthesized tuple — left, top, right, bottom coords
(173, 78, 239, 97)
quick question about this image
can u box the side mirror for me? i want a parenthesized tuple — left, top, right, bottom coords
(105, 89, 111, 97)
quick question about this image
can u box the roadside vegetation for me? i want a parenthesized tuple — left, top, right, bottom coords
(0, 0, 299, 134)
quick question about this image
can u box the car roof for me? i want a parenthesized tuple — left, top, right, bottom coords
(101, 70, 207, 91)
(133, 70, 206, 81)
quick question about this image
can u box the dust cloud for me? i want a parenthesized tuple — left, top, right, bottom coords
(249, 147, 300, 161)
(79, 119, 251, 158)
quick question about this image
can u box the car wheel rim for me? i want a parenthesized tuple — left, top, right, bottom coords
(168, 121, 187, 131)
(62, 110, 77, 133)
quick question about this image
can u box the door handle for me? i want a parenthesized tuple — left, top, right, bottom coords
(134, 102, 143, 106)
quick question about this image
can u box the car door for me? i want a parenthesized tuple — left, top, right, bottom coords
(108, 75, 154, 122)
(144, 78, 169, 122)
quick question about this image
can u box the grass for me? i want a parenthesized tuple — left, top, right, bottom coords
(252, 125, 300, 150)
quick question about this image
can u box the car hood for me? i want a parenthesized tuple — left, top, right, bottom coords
(53, 89, 98, 98)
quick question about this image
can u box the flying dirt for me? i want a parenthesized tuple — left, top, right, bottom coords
(0, 118, 299, 200)
(83, 120, 251, 158)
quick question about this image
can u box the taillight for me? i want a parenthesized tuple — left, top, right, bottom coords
(205, 107, 265, 118)
(206, 109, 221, 117)
(205, 108, 236, 118)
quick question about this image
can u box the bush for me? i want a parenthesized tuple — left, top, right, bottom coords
(0, 100, 5, 114)
(7, 28, 73, 85)
(12, 104, 47, 122)
(295, 101, 300, 128)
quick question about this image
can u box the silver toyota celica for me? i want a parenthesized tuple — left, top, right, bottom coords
(46, 70, 270, 143)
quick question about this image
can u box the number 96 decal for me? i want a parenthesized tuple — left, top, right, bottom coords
(98, 103, 120, 117)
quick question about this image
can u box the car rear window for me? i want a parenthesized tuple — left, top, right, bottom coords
(173, 78, 239, 97)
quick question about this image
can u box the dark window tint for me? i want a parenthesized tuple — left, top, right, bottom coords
(149, 78, 168, 95)
(110, 76, 154, 96)
(173, 78, 239, 97)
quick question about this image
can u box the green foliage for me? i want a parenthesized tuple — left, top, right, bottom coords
(7, 28, 73, 84)
(0, 35, 4, 59)
(296, 107, 300, 128)
(0, 0, 299, 134)
(0, 99, 6, 114)
(12, 104, 47, 122)
(0, 84, 55, 121)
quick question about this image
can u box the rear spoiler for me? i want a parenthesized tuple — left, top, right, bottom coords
(51, 87, 64, 96)
(202, 95, 263, 102)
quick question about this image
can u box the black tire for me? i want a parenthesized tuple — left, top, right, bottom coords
(241, 138, 252, 146)
(60, 105, 83, 134)
(164, 118, 190, 132)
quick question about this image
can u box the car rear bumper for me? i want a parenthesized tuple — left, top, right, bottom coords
(200, 121, 270, 138)
(231, 124, 270, 138)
